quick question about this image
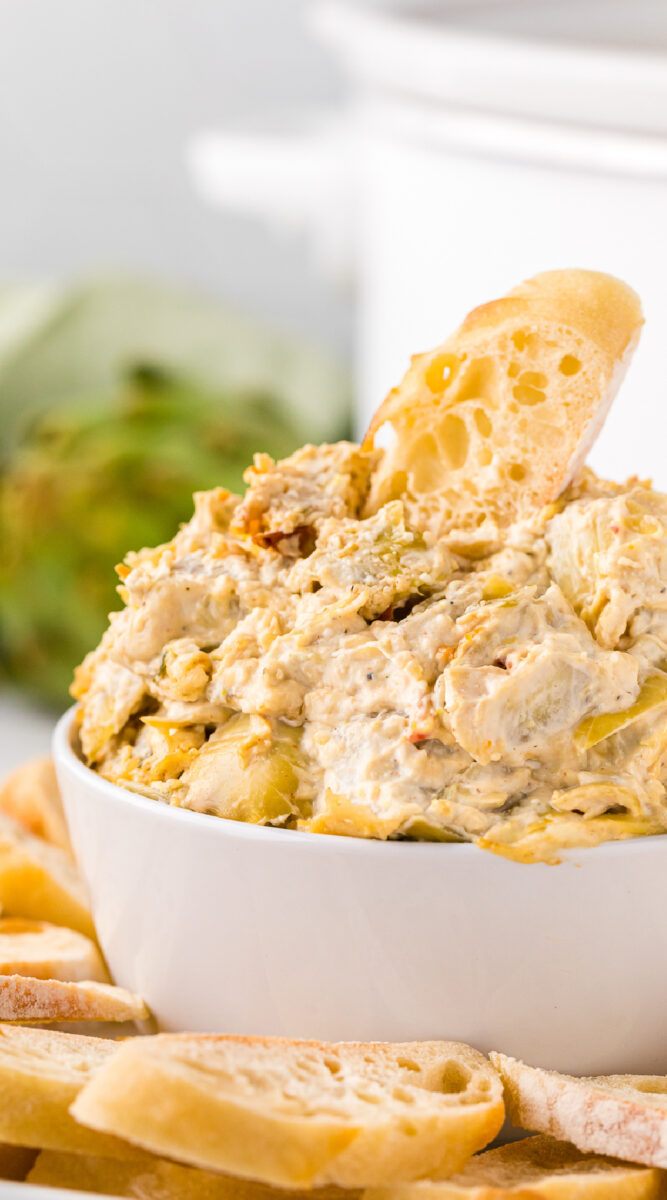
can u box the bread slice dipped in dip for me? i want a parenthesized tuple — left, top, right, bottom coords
(73, 270, 667, 863)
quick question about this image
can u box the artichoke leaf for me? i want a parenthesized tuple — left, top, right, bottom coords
(575, 672, 667, 751)
(0, 277, 349, 454)
(478, 811, 663, 864)
(178, 713, 307, 825)
(481, 575, 516, 601)
(398, 817, 465, 843)
(550, 781, 643, 819)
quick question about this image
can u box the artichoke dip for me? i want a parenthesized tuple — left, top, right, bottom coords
(73, 270, 667, 862)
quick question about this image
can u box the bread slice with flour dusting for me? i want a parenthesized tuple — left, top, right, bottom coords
(491, 1053, 667, 1169)
(364, 270, 643, 549)
(71, 1036, 504, 1189)
(0, 1023, 135, 1157)
(0, 974, 148, 1024)
(365, 1133, 662, 1198)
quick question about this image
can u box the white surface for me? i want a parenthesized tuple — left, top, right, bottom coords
(55, 707, 667, 1075)
(0, 692, 56, 777)
(0, 1188, 104, 1199)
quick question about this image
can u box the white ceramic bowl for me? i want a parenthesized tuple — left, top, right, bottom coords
(54, 706, 667, 1075)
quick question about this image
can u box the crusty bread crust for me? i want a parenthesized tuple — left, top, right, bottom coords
(364, 270, 643, 549)
(460, 271, 642, 363)
(491, 1054, 667, 1170)
(365, 1133, 661, 1198)
(71, 1036, 504, 1189)
(0, 918, 108, 983)
(0, 1143, 36, 1183)
(0, 975, 148, 1023)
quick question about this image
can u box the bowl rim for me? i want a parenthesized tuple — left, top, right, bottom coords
(53, 705, 667, 862)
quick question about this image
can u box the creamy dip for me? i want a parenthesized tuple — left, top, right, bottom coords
(74, 443, 667, 862)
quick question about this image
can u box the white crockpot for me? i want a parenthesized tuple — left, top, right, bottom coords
(189, 0, 667, 487)
(54, 708, 667, 1074)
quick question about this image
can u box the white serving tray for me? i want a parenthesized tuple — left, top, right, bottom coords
(0, 1185, 115, 1199)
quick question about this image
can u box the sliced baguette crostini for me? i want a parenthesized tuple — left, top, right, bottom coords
(364, 270, 643, 549)
(0, 1023, 138, 1157)
(491, 1053, 667, 1170)
(28, 1149, 363, 1199)
(0, 918, 108, 983)
(0, 974, 148, 1024)
(70, 1036, 504, 1189)
(363, 1133, 663, 1199)
(0, 757, 71, 855)
(0, 811, 94, 939)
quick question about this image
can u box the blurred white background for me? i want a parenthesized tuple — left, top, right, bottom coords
(0, 0, 350, 768)
(0, 0, 348, 357)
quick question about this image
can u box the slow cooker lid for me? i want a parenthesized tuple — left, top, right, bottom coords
(416, 0, 667, 55)
(313, 0, 667, 137)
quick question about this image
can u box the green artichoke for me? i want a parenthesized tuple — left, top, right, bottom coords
(0, 278, 349, 707)
(0, 367, 303, 705)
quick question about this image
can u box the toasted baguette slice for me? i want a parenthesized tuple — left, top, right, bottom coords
(0, 1143, 36, 1182)
(71, 1036, 504, 1189)
(491, 1053, 667, 1169)
(0, 811, 94, 939)
(0, 1022, 136, 1156)
(0, 757, 71, 855)
(28, 1149, 362, 1199)
(364, 270, 642, 549)
(0, 974, 148, 1023)
(364, 1134, 662, 1198)
(0, 918, 108, 983)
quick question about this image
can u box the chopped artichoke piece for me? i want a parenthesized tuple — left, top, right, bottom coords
(575, 672, 667, 751)
(481, 575, 515, 601)
(304, 789, 411, 840)
(286, 501, 454, 620)
(478, 811, 663, 864)
(398, 817, 465, 843)
(178, 713, 307, 824)
(546, 486, 667, 648)
(550, 781, 643, 819)
(443, 586, 638, 765)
